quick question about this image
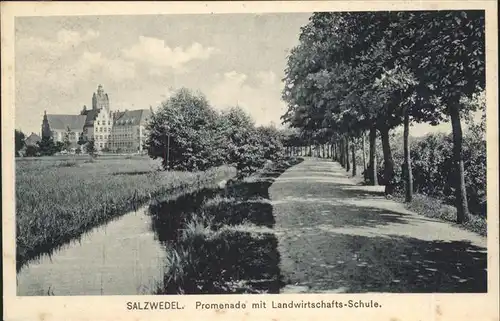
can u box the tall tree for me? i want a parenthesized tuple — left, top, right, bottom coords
(397, 11, 485, 222)
(15, 130, 26, 156)
(146, 88, 222, 171)
(37, 136, 58, 156)
(368, 126, 378, 185)
(374, 65, 419, 201)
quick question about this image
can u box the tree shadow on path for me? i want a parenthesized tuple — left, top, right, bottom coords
(281, 232, 487, 293)
(273, 159, 487, 293)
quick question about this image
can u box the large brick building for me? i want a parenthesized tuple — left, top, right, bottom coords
(41, 85, 152, 153)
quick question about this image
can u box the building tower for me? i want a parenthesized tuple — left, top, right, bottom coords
(92, 84, 110, 111)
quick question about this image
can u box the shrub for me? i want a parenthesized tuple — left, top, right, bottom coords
(25, 145, 40, 157)
(377, 129, 486, 216)
(147, 89, 287, 176)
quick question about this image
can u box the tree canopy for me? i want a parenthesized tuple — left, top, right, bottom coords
(281, 11, 485, 222)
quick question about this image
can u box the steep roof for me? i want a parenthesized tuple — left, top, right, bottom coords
(81, 109, 100, 127)
(113, 109, 151, 126)
(25, 133, 41, 146)
(47, 115, 86, 131)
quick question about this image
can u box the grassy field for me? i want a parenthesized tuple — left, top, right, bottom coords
(15, 155, 236, 270)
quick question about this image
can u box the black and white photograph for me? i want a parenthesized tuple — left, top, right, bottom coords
(3, 1, 496, 306)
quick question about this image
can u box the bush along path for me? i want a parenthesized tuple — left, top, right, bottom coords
(270, 158, 487, 293)
(150, 157, 303, 294)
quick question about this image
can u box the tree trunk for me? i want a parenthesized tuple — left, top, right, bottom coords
(326, 144, 330, 158)
(379, 126, 394, 195)
(403, 104, 413, 202)
(369, 127, 378, 185)
(345, 136, 350, 172)
(449, 103, 470, 223)
(339, 139, 344, 166)
(362, 133, 367, 172)
(351, 138, 356, 177)
(322, 144, 325, 158)
(337, 141, 341, 163)
(343, 139, 347, 167)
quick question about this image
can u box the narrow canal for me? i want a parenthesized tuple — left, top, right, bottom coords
(17, 169, 290, 296)
(17, 204, 168, 295)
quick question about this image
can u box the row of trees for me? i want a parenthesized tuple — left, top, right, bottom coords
(15, 129, 96, 157)
(281, 11, 485, 223)
(146, 88, 285, 178)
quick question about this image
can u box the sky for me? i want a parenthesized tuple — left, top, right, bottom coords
(15, 13, 463, 137)
(15, 13, 312, 135)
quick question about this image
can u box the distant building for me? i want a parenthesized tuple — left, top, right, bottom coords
(41, 85, 152, 153)
(24, 133, 41, 147)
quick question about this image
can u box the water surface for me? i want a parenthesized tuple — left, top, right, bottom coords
(17, 206, 166, 296)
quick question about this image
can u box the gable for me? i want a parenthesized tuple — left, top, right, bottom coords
(25, 133, 41, 146)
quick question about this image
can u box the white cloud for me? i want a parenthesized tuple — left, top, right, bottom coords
(80, 51, 136, 80)
(207, 70, 286, 126)
(122, 36, 218, 71)
(20, 50, 135, 94)
(17, 29, 100, 56)
(256, 70, 277, 86)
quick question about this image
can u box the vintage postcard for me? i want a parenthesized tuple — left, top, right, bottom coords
(1, 1, 498, 321)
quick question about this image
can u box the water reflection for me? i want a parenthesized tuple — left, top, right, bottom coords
(17, 208, 167, 296)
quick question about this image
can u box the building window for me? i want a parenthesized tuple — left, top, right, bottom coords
(97, 121, 100, 125)
(108, 121, 110, 125)
(100, 143, 103, 148)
